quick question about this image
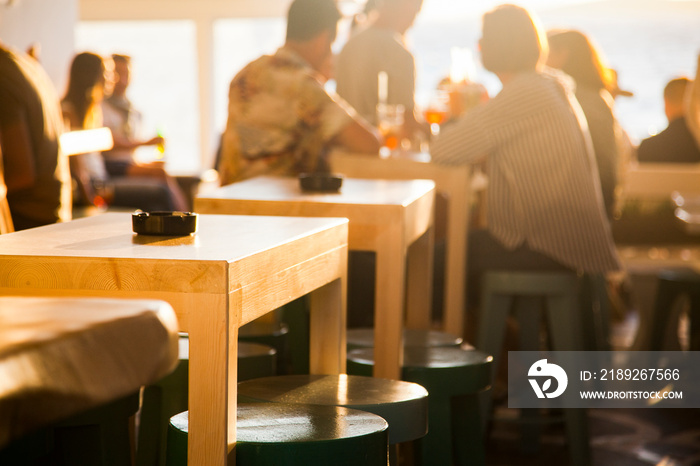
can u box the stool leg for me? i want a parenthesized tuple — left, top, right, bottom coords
(547, 294, 591, 466)
(592, 274, 611, 351)
(649, 283, 677, 351)
(476, 293, 512, 370)
(515, 296, 542, 351)
(546, 294, 582, 352)
(136, 361, 189, 466)
(515, 296, 543, 454)
(690, 292, 700, 351)
(564, 409, 591, 466)
(476, 291, 511, 437)
(415, 393, 452, 466)
(452, 390, 487, 466)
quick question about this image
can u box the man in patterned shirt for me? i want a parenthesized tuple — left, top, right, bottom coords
(218, 0, 381, 185)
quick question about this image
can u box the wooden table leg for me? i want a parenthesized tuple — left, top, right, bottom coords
(405, 228, 434, 330)
(443, 178, 470, 337)
(187, 293, 234, 466)
(309, 276, 347, 374)
(373, 228, 405, 380)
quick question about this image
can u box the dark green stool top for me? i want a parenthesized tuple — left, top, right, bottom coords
(167, 404, 389, 466)
(238, 320, 290, 374)
(347, 327, 463, 350)
(136, 335, 277, 466)
(347, 347, 493, 466)
(237, 374, 428, 444)
(348, 346, 492, 394)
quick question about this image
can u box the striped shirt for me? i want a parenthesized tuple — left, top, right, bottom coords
(432, 70, 620, 273)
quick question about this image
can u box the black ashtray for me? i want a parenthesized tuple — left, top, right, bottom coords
(299, 173, 343, 193)
(132, 211, 198, 236)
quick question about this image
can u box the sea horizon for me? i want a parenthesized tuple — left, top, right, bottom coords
(76, 0, 700, 170)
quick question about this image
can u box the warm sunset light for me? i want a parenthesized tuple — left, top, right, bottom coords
(2, 1, 700, 464)
(72, 0, 699, 172)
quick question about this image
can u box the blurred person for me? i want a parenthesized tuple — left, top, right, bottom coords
(687, 53, 700, 149)
(102, 53, 188, 208)
(102, 54, 166, 175)
(0, 42, 71, 230)
(62, 52, 187, 211)
(217, 0, 381, 185)
(431, 5, 621, 327)
(336, 0, 428, 138)
(637, 76, 700, 163)
(547, 29, 627, 218)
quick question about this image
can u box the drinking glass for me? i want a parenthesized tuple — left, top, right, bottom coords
(423, 91, 450, 136)
(376, 103, 404, 155)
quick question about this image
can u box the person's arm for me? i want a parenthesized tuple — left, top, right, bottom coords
(109, 132, 164, 152)
(685, 52, 700, 149)
(331, 118, 382, 154)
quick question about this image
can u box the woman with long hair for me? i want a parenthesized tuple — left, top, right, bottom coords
(62, 51, 113, 131)
(547, 29, 629, 219)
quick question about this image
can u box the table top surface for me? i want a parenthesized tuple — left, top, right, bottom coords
(198, 176, 435, 207)
(0, 213, 347, 262)
(0, 296, 179, 447)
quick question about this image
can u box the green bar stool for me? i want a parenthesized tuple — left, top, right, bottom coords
(0, 392, 140, 466)
(237, 374, 428, 463)
(238, 319, 290, 374)
(477, 270, 590, 466)
(136, 335, 276, 466)
(649, 267, 700, 351)
(347, 346, 492, 466)
(346, 327, 463, 352)
(166, 404, 390, 466)
(52, 391, 141, 466)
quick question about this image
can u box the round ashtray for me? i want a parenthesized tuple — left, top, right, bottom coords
(299, 173, 343, 193)
(132, 211, 198, 236)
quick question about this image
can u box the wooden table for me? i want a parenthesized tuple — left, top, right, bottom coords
(195, 175, 435, 380)
(0, 213, 348, 466)
(330, 150, 470, 338)
(0, 296, 179, 449)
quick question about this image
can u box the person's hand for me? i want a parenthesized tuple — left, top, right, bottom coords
(146, 135, 165, 146)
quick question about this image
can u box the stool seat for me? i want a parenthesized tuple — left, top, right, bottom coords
(136, 335, 276, 466)
(167, 404, 389, 466)
(347, 347, 492, 466)
(347, 328, 462, 351)
(238, 319, 290, 374)
(237, 341, 278, 381)
(348, 347, 491, 392)
(238, 374, 428, 444)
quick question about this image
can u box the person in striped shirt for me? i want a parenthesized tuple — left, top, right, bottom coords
(431, 4, 621, 327)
